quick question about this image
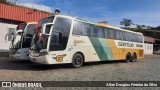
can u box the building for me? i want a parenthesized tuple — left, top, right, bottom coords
(0, 3, 52, 56)
(144, 36, 160, 55)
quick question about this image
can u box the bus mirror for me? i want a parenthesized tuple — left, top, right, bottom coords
(16, 30, 23, 35)
(42, 23, 53, 35)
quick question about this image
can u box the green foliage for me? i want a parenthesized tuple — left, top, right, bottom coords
(0, 0, 12, 5)
(126, 28, 160, 39)
(120, 18, 133, 28)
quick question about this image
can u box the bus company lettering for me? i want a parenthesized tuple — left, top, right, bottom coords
(118, 42, 134, 47)
(136, 44, 143, 48)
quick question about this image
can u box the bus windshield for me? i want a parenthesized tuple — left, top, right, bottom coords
(16, 23, 26, 31)
(10, 23, 26, 49)
(22, 24, 37, 48)
(30, 16, 54, 52)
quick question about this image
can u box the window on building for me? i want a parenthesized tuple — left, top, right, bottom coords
(8, 28, 15, 41)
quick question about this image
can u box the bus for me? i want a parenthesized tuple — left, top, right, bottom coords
(9, 22, 37, 60)
(29, 15, 144, 68)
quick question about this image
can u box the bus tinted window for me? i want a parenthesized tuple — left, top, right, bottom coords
(126, 32, 131, 41)
(116, 30, 124, 40)
(90, 25, 97, 37)
(132, 33, 138, 42)
(138, 35, 143, 43)
(107, 28, 116, 39)
(39, 16, 54, 28)
(89, 25, 103, 37)
(73, 21, 90, 36)
(72, 20, 143, 43)
(122, 31, 126, 40)
(116, 30, 121, 40)
(26, 24, 37, 35)
(96, 26, 104, 38)
(104, 28, 107, 38)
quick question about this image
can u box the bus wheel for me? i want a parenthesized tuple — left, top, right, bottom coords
(131, 53, 137, 62)
(72, 53, 84, 68)
(126, 53, 131, 63)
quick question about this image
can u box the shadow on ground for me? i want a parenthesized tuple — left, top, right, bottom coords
(0, 58, 127, 71)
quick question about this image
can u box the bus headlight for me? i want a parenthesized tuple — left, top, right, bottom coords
(39, 51, 48, 56)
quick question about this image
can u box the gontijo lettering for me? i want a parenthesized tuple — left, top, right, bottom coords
(118, 42, 134, 47)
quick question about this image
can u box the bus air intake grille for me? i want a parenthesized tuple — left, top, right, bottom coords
(139, 50, 143, 57)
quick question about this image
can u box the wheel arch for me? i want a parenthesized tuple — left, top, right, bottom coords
(132, 52, 137, 59)
(72, 51, 85, 62)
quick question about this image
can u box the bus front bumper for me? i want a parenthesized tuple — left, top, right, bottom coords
(9, 54, 29, 60)
(29, 55, 49, 64)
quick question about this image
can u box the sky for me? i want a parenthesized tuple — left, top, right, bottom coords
(9, 0, 160, 27)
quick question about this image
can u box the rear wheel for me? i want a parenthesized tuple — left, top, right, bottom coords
(126, 53, 131, 63)
(72, 53, 84, 68)
(131, 53, 137, 62)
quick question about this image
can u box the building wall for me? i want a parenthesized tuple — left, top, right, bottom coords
(144, 43, 153, 55)
(0, 4, 52, 22)
(0, 23, 17, 51)
(0, 4, 52, 57)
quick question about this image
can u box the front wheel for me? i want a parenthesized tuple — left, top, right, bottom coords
(72, 53, 84, 68)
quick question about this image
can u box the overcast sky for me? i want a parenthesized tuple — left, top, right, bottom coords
(9, 0, 160, 27)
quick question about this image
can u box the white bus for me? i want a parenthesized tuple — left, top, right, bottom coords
(29, 15, 144, 68)
(9, 22, 37, 60)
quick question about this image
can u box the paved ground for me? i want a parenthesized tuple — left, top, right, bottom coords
(0, 55, 160, 90)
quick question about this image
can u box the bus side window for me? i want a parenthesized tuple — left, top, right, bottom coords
(73, 21, 82, 35)
(138, 35, 143, 43)
(131, 34, 134, 42)
(119, 31, 123, 40)
(126, 32, 131, 41)
(116, 30, 120, 40)
(107, 29, 111, 39)
(129, 33, 132, 42)
(104, 28, 107, 38)
(109, 29, 116, 39)
(73, 21, 90, 36)
(90, 25, 98, 37)
(133, 34, 138, 42)
(126, 32, 129, 41)
(122, 31, 126, 41)
(95, 26, 104, 38)
(82, 23, 90, 36)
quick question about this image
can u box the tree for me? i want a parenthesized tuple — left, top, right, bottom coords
(136, 24, 149, 30)
(136, 24, 142, 29)
(120, 18, 133, 28)
(0, 0, 11, 4)
(155, 25, 160, 30)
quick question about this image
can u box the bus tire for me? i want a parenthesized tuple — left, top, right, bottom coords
(131, 53, 137, 62)
(125, 53, 131, 63)
(72, 53, 84, 68)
